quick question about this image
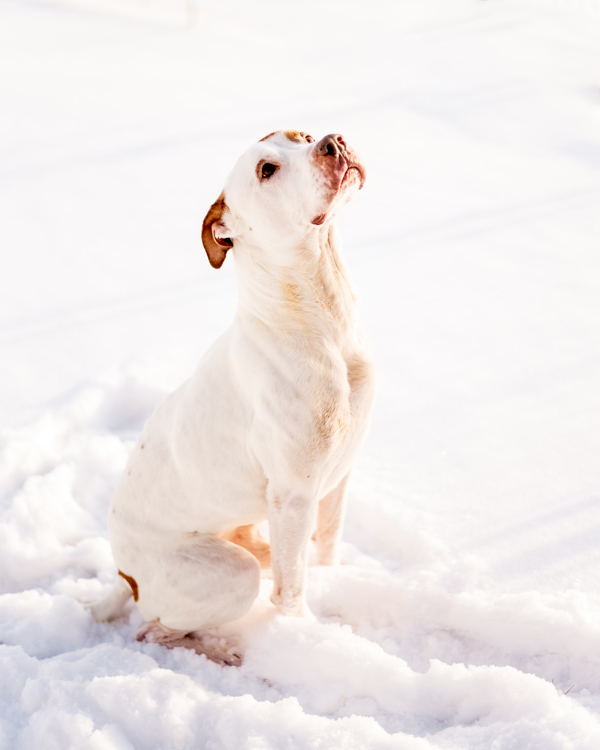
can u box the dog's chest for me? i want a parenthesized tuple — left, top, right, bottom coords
(309, 352, 372, 446)
(252, 339, 374, 479)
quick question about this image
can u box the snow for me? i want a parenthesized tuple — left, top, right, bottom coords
(1, 0, 600, 746)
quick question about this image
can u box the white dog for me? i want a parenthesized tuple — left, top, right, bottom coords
(92, 130, 375, 665)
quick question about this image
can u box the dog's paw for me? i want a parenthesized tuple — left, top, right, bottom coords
(136, 622, 243, 667)
(193, 633, 243, 667)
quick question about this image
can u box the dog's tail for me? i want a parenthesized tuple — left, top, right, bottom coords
(89, 573, 134, 622)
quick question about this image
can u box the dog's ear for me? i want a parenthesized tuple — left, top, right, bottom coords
(202, 193, 234, 269)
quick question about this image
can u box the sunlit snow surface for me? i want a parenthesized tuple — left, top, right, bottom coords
(1, 0, 600, 747)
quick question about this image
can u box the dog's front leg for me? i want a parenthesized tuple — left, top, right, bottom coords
(267, 488, 318, 616)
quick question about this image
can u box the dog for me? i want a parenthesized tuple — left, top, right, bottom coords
(92, 130, 375, 665)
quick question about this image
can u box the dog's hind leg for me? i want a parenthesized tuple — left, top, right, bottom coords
(221, 524, 271, 569)
(122, 533, 261, 665)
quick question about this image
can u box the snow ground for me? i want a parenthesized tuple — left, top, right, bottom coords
(1, 0, 600, 747)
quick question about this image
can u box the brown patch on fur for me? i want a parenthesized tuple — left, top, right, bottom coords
(202, 192, 232, 269)
(284, 130, 314, 144)
(222, 525, 271, 569)
(316, 397, 350, 448)
(280, 280, 302, 307)
(260, 130, 313, 144)
(347, 355, 374, 394)
(278, 278, 316, 334)
(118, 570, 139, 601)
(284, 130, 304, 143)
(259, 131, 278, 142)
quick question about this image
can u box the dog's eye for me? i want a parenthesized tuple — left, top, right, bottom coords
(261, 163, 278, 180)
(305, 134, 315, 143)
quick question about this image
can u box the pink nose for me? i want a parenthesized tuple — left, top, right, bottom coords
(315, 134, 347, 157)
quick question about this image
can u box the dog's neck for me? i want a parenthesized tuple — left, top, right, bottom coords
(233, 223, 359, 347)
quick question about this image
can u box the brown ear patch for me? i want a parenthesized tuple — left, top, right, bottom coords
(119, 570, 139, 601)
(202, 192, 233, 269)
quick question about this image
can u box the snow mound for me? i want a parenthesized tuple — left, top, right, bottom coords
(1, 372, 600, 748)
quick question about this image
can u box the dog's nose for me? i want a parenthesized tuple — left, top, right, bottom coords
(315, 134, 347, 157)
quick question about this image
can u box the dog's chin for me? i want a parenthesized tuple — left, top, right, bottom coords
(311, 177, 361, 227)
(310, 156, 366, 226)
(310, 201, 347, 227)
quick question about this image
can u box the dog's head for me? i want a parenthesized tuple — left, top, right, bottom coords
(202, 130, 366, 269)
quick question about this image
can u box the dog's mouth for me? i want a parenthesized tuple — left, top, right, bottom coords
(341, 163, 365, 190)
(309, 137, 366, 226)
(311, 161, 366, 226)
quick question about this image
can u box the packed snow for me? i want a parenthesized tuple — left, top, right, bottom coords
(1, 0, 600, 747)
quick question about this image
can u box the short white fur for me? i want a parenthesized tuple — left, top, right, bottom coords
(92, 130, 375, 665)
